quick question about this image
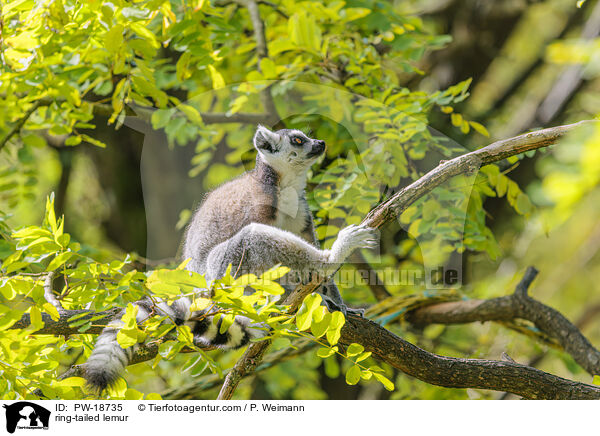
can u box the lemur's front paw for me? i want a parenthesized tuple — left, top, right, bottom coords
(330, 224, 378, 264)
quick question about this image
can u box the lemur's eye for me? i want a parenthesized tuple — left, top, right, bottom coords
(293, 137, 303, 145)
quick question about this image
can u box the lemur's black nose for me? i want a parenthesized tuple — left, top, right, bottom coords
(307, 139, 326, 157)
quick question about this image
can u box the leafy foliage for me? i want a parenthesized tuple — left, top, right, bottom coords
(1, 0, 595, 400)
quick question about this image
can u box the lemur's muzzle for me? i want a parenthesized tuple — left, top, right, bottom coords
(307, 140, 326, 158)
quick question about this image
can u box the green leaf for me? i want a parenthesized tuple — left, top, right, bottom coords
(107, 378, 128, 398)
(43, 303, 60, 321)
(0, 309, 24, 331)
(177, 325, 194, 345)
(116, 304, 140, 349)
(423, 324, 445, 340)
(470, 121, 489, 137)
(179, 104, 203, 125)
(159, 340, 185, 360)
(208, 65, 225, 89)
(515, 193, 533, 215)
(326, 311, 345, 345)
(317, 347, 336, 358)
(451, 112, 463, 127)
(345, 364, 361, 385)
(46, 195, 57, 233)
(80, 134, 107, 148)
(46, 251, 73, 271)
(146, 268, 207, 297)
(125, 388, 144, 400)
(272, 337, 291, 351)
(12, 226, 52, 239)
(261, 265, 290, 281)
(219, 314, 235, 335)
(346, 343, 364, 357)
(29, 306, 44, 331)
(289, 12, 322, 52)
(54, 377, 86, 387)
(259, 58, 277, 79)
(341, 8, 371, 22)
(373, 373, 395, 391)
(252, 280, 285, 295)
(116, 328, 138, 349)
(105, 24, 124, 54)
(310, 307, 331, 338)
(190, 297, 211, 311)
(355, 351, 372, 363)
(295, 293, 322, 331)
(130, 23, 159, 48)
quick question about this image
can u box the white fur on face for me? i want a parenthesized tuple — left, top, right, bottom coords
(254, 127, 320, 188)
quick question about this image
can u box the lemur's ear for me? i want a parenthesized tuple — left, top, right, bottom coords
(253, 125, 281, 153)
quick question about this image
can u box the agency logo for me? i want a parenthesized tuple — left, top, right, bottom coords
(2, 402, 50, 434)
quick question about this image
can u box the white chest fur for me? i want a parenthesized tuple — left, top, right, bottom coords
(263, 156, 311, 237)
(274, 183, 309, 236)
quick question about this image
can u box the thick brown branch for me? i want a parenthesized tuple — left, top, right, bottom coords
(406, 267, 600, 375)
(11, 307, 122, 336)
(341, 315, 600, 399)
(12, 280, 600, 399)
(12, 308, 120, 335)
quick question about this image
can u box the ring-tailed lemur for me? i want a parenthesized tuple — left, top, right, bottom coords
(83, 125, 377, 393)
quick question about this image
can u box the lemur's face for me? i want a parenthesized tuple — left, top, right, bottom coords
(253, 125, 325, 174)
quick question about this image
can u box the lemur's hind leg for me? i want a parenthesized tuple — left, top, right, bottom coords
(204, 222, 376, 309)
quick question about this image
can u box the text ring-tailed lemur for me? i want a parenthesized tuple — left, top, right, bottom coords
(83, 125, 377, 392)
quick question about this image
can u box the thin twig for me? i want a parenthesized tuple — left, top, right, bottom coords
(27, 97, 272, 125)
(0, 100, 41, 152)
(349, 251, 391, 301)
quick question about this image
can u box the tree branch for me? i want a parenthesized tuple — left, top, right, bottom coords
(0, 100, 42, 152)
(237, 0, 279, 124)
(350, 252, 392, 301)
(34, 97, 272, 126)
(215, 121, 597, 399)
(362, 121, 594, 229)
(216, 278, 323, 399)
(12, 269, 600, 399)
(406, 266, 600, 375)
(340, 315, 600, 399)
(43, 272, 64, 314)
